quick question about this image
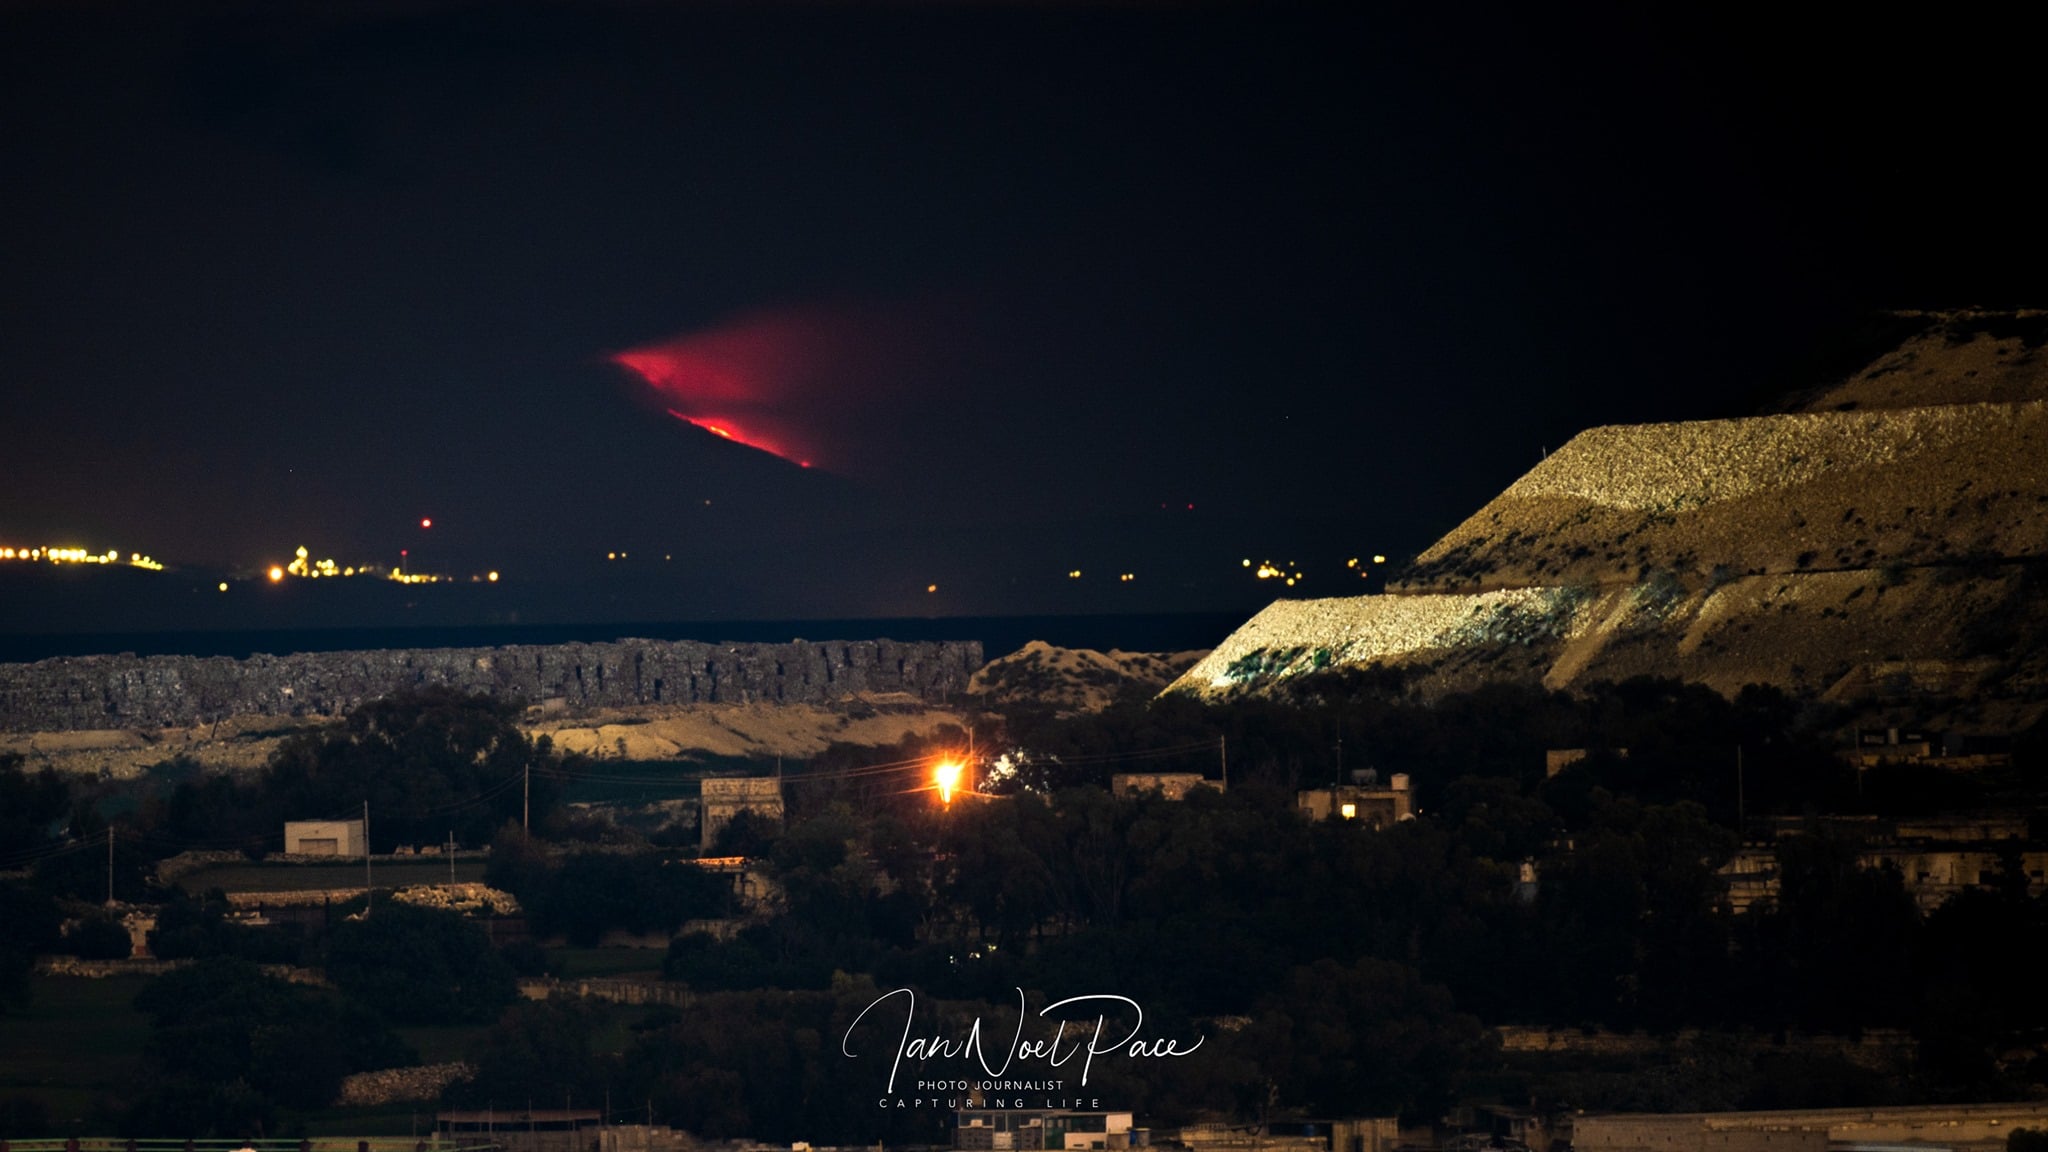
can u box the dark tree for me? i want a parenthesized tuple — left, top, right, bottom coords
(0, 884, 63, 1013)
(264, 687, 576, 850)
(64, 911, 134, 959)
(126, 958, 410, 1132)
(1245, 956, 1492, 1122)
(323, 902, 517, 1024)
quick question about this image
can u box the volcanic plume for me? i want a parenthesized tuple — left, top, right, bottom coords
(611, 304, 918, 472)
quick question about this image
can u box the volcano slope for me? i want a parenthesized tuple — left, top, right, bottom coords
(1168, 311, 2048, 729)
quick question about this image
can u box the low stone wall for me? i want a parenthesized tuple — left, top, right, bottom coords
(519, 976, 694, 1007)
(155, 849, 250, 884)
(0, 637, 984, 732)
(35, 956, 184, 978)
(32, 956, 325, 986)
(225, 887, 369, 908)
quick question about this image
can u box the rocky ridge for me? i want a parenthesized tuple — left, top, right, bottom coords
(0, 637, 982, 733)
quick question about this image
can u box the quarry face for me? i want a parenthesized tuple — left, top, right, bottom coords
(1169, 312, 2048, 729)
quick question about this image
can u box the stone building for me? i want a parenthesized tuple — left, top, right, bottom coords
(699, 776, 785, 848)
(1297, 775, 1413, 827)
(284, 818, 366, 857)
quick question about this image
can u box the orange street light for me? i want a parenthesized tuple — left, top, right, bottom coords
(933, 759, 965, 806)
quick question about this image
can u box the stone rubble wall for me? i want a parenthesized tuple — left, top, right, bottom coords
(517, 975, 695, 1007)
(335, 1062, 474, 1107)
(33, 956, 326, 985)
(0, 637, 983, 732)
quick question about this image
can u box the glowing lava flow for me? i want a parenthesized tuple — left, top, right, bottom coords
(610, 309, 864, 469)
(611, 303, 935, 473)
(661, 408, 810, 467)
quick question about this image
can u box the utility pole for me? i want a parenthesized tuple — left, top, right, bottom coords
(364, 800, 373, 915)
(523, 762, 531, 834)
(106, 826, 115, 906)
(448, 829, 456, 885)
(1220, 736, 1228, 790)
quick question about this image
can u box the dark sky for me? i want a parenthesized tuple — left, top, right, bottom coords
(3, 1, 2043, 631)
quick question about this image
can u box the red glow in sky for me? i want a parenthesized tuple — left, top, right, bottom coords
(612, 304, 913, 471)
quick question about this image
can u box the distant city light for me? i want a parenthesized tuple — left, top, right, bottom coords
(420, 518, 432, 529)
(255, 543, 475, 585)
(1068, 570, 1082, 579)
(218, 582, 228, 592)
(926, 583, 938, 593)
(1, 545, 162, 571)
(1120, 573, 1135, 582)
(487, 571, 499, 582)
(1373, 554, 1386, 564)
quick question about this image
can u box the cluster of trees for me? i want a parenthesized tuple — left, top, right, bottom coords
(642, 674, 2048, 1125)
(645, 774, 2048, 1123)
(10, 675, 2048, 1137)
(486, 827, 736, 947)
(440, 962, 1487, 1146)
(150, 687, 578, 853)
(1, 757, 163, 1008)
(0, 691, 580, 1134)
(121, 959, 414, 1136)
(114, 899, 521, 1134)
(0, 689, 582, 1003)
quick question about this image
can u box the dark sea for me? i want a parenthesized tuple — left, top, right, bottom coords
(0, 612, 1248, 665)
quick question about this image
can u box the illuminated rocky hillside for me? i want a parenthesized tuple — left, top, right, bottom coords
(969, 641, 1208, 714)
(1169, 312, 2048, 722)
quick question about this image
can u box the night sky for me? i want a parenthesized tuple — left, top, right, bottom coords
(3, 2, 2043, 635)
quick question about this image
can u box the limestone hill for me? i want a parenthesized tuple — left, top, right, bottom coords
(1168, 312, 2048, 728)
(1778, 309, 2048, 413)
(969, 641, 1209, 714)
